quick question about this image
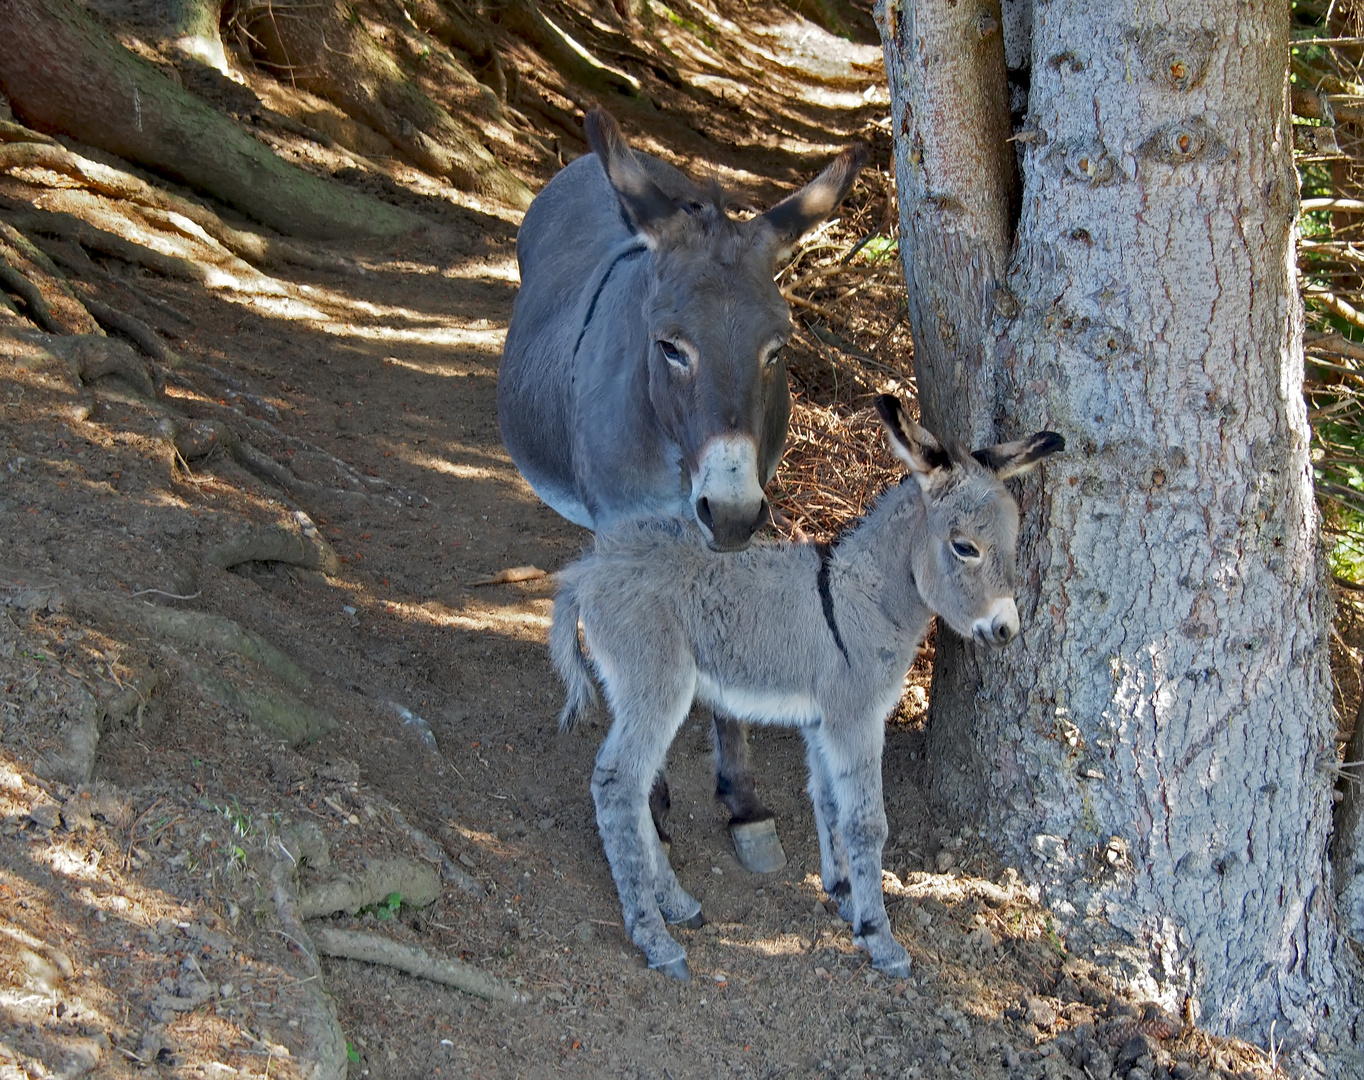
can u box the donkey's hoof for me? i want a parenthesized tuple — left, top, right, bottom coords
(868, 944, 911, 980)
(650, 956, 692, 981)
(675, 910, 706, 930)
(730, 817, 787, 873)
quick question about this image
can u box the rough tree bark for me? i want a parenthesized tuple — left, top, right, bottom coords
(880, 0, 1357, 1056)
(0, 0, 421, 238)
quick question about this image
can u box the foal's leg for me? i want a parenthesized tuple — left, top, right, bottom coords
(807, 721, 909, 978)
(592, 681, 699, 979)
(803, 728, 852, 920)
(715, 712, 787, 873)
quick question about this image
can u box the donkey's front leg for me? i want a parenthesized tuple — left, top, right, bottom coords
(812, 725, 909, 978)
(714, 712, 787, 873)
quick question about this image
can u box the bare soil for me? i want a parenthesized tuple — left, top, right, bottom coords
(0, 3, 1286, 1079)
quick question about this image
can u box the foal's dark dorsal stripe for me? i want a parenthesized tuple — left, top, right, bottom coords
(815, 541, 850, 666)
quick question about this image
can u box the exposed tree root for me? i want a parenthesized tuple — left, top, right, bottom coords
(267, 851, 351, 1080)
(233, 0, 533, 208)
(163, 416, 409, 509)
(0, 134, 349, 271)
(183, 660, 333, 745)
(489, 0, 640, 98)
(47, 334, 156, 398)
(79, 297, 184, 368)
(386, 806, 486, 896)
(310, 927, 530, 1004)
(0, 0, 422, 239)
(65, 589, 311, 690)
(207, 522, 341, 575)
(297, 856, 443, 919)
(0, 219, 99, 334)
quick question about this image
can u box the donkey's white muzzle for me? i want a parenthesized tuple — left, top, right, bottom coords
(693, 436, 766, 551)
(972, 598, 1020, 648)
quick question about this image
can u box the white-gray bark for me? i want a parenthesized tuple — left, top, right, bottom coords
(880, 0, 1358, 1054)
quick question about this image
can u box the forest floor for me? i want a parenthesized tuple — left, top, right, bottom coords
(0, 1, 1302, 1079)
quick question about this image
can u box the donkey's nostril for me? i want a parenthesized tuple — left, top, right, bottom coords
(696, 498, 714, 530)
(994, 621, 1015, 645)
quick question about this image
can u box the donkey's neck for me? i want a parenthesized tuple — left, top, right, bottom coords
(824, 482, 929, 641)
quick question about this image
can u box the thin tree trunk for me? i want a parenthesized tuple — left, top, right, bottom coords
(0, 0, 420, 239)
(881, 0, 1356, 1051)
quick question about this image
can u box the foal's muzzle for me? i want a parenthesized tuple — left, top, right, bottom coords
(972, 599, 1020, 649)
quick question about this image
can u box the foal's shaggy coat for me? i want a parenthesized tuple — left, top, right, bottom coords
(551, 396, 1063, 978)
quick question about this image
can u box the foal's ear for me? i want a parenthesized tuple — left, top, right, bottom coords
(584, 107, 682, 244)
(971, 431, 1066, 479)
(875, 395, 951, 482)
(758, 144, 868, 261)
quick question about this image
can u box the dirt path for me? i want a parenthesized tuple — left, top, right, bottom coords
(0, 7, 1276, 1080)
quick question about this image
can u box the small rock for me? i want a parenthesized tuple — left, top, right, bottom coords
(573, 921, 595, 943)
(1025, 996, 1057, 1029)
(220, 982, 235, 998)
(458, 852, 476, 868)
(934, 849, 957, 872)
(29, 801, 61, 829)
(1170, 1063, 1195, 1080)
(1116, 1033, 1153, 1071)
(538, 817, 556, 831)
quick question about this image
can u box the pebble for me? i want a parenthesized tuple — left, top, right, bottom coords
(29, 801, 60, 829)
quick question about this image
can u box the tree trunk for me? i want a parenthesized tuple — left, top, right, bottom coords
(0, 0, 421, 239)
(880, 0, 1355, 1051)
(232, 0, 533, 208)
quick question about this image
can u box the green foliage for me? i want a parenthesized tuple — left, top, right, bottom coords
(361, 891, 404, 920)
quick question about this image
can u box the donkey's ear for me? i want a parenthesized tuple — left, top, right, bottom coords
(972, 431, 1065, 479)
(758, 144, 868, 260)
(875, 395, 951, 481)
(584, 107, 681, 244)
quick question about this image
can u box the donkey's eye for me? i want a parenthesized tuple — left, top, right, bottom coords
(951, 539, 981, 560)
(658, 340, 688, 369)
(761, 344, 786, 369)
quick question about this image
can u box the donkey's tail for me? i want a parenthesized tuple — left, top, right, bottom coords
(549, 582, 598, 732)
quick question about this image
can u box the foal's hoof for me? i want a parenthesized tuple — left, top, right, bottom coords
(730, 817, 787, 873)
(676, 910, 706, 930)
(650, 956, 692, 981)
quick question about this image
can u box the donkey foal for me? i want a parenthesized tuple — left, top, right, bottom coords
(550, 395, 1062, 979)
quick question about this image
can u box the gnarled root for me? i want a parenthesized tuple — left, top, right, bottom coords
(297, 856, 442, 919)
(310, 927, 530, 1005)
(207, 523, 340, 575)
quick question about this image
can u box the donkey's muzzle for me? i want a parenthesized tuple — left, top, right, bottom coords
(697, 496, 767, 552)
(972, 599, 1020, 649)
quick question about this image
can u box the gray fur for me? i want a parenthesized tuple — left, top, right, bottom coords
(549, 396, 1063, 977)
(498, 107, 866, 551)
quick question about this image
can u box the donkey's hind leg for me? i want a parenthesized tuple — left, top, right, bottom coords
(715, 712, 787, 873)
(592, 687, 698, 979)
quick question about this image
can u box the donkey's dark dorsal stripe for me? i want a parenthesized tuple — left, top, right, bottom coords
(500, 109, 866, 552)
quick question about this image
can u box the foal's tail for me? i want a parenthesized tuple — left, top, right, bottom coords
(549, 581, 598, 732)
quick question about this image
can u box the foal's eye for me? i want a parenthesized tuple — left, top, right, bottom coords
(951, 539, 981, 560)
(658, 340, 688, 369)
(761, 344, 786, 369)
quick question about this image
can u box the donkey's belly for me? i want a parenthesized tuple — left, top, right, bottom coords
(696, 675, 822, 727)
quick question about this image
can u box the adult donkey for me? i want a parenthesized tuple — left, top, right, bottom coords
(499, 108, 865, 870)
